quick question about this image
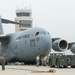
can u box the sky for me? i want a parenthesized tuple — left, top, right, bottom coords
(0, 0, 75, 54)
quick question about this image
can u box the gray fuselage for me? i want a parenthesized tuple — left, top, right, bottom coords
(1, 28, 52, 62)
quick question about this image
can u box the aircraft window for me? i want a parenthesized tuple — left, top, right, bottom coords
(17, 13, 30, 16)
(39, 32, 46, 35)
(47, 32, 50, 35)
(35, 32, 39, 36)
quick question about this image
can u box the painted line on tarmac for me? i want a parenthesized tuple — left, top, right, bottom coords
(7, 68, 56, 73)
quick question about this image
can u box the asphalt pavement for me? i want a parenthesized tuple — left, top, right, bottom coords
(0, 65, 74, 75)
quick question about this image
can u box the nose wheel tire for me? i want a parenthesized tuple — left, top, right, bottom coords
(56, 59, 60, 68)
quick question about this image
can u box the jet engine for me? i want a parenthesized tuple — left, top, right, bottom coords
(70, 44, 75, 54)
(52, 39, 68, 51)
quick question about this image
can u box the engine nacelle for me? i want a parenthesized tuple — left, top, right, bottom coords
(70, 44, 75, 54)
(52, 39, 68, 51)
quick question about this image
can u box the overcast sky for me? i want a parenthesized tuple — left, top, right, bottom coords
(0, 0, 75, 54)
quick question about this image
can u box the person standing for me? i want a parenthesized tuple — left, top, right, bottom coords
(41, 55, 44, 66)
(0, 56, 5, 70)
(36, 55, 40, 67)
(43, 56, 48, 66)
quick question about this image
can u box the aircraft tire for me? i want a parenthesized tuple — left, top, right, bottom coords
(71, 65, 75, 68)
(49, 59, 52, 67)
(56, 59, 60, 68)
(63, 65, 67, 68)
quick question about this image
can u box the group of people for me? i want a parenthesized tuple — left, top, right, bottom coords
(0, 55, 49, 70)
(36, 55, 49, 67)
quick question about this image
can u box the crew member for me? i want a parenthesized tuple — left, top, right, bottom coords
(36, 55, 40, 67)
(43, 56, 48, 66)
(0, 56, 5, 70)
(41, 55, 44, 66)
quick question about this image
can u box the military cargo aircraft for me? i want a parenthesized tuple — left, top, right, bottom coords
(0, 16, 68, 63)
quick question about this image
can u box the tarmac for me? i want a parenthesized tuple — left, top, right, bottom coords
(0, 65, 75, 75)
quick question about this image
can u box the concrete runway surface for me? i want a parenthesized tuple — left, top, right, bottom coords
(0, 65, 75, 75)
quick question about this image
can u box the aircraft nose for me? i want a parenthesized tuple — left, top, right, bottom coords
(43, 36, 52, 48)
(40, 36, 52, 55)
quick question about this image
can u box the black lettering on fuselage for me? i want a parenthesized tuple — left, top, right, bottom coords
(16, 34, 30, 40)
(30, 39, 35, 47)
(22, 34, 30, 38)
(30, 39, 35, 42)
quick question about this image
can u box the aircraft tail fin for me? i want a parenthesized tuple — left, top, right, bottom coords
(0, 16, 4, 35)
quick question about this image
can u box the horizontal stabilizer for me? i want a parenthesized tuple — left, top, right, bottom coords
(1, 18, 24, 25)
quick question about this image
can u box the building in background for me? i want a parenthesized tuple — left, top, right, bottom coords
(15, 8, 33, 32)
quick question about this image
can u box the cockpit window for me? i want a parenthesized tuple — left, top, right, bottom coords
(40, 32, 46, 35)
(47, 32, 50, 35)
(32, 31, 50, 37)
(35, 32, 39, 36)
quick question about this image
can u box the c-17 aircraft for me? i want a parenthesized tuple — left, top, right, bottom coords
(0, 16, 69, 63)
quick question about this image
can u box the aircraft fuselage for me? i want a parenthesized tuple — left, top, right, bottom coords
(1, 28, 52, 62)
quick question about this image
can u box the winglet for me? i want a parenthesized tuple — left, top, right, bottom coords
(0, 16, 4, 34)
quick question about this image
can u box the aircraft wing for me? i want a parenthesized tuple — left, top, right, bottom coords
(52, 38, 61, 42)
(0, 35, 9, 42)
